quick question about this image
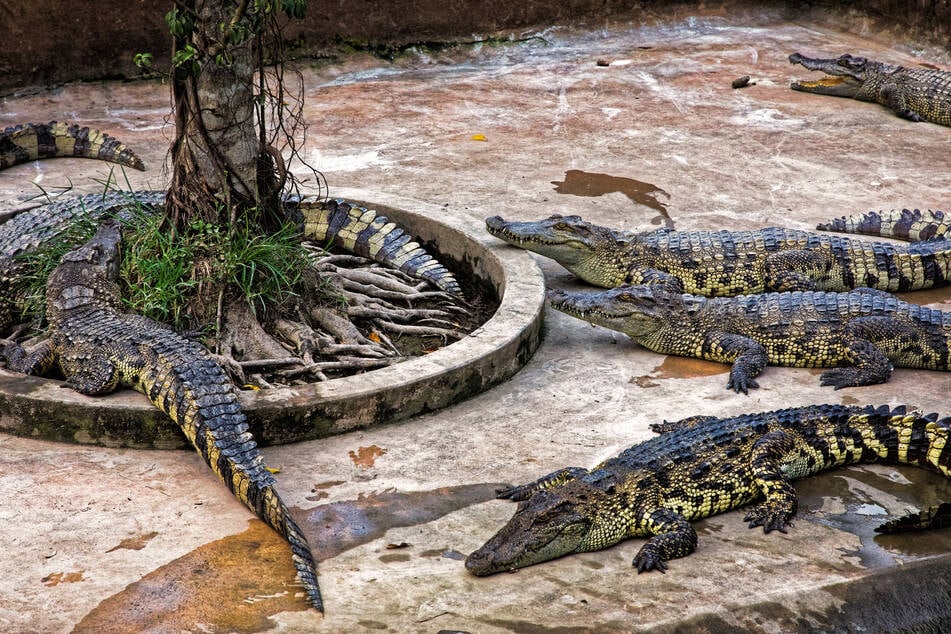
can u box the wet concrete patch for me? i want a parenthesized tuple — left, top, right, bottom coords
(74, 521, 310, 634)
(302, 483, 503, 561)
(551, 170, 673, 228)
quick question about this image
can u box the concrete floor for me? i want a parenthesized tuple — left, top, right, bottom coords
(2, 3, 951, 632)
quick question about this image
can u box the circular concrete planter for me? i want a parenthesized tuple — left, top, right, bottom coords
(0, 189, 546, 448)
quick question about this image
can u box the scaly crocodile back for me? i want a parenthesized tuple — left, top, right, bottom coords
(865, 67, 951, 126)
(818, 208, 951, 242)
(640, 226, 951, 294)
(0, 121, 145, 171)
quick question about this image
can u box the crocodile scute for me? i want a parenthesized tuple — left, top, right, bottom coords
(467, 404, 951, 576)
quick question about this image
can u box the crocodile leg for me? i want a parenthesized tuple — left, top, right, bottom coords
(762, 249, 831, 291)
(700, 330, 769, 394)
(631, 506, 698, 573)
(1, 340, 56, 376)
(819, 316, 911, 388)
(742, 430, 800, 532)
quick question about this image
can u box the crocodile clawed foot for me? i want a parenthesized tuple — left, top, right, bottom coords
(632, 544, 669, 574)
(743, 503, 794, 533)
(727, 373, 759, 394)
(819, 368, 876, 390)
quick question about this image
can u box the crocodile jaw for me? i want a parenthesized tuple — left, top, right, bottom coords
(485, 215, 592, 266)
(547, 287, 658, 338)
(788, 52, 865, 97)
(790, 75, 863, 98)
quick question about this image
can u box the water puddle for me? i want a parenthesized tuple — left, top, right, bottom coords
(894, 285, 951, 308)
(551, 170, 674, 228)
(796, 463, 951, 569)
(301, 482, 504, 561)
(105, 531, 159, 553)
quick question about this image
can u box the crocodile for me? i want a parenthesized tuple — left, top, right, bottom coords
(1, 121, 145, 171)
(789, 52, 951, 126)
(1, 192, 462, 333)
(547, 284, 951, 392)
(465, 403, 951, 576)
(1, 222, 324, 610)
(485, 213, 951, 297)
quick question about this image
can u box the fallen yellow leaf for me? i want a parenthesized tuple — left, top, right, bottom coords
(470, 133, 487, 141)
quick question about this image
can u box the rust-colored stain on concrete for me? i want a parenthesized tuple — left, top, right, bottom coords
(41, 571, 84, 586)
(105, 531, 159, 553)
(551, 169, 673, 228)
(645, 356, 731, 380)
(348, 445, 387, 468)
(74, 521, 311, 633)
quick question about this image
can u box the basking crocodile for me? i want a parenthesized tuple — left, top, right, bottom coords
(466, 403, 951, 576)
(1, 192, 462, 333)
(1, 121, 145, 170)
(789, 52, 951, 126)
(485, 213, 951, 297)
(547, 284, 951, 392)
(1, 222, 324, 610)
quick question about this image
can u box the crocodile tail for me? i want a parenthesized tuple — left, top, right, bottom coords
(0, 121, 146, 171)
(141, 348, 323, 610)
(301, 199, 463, 296)
(817, 208, 951, 242)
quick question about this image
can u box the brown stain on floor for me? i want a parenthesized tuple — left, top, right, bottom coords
(551, 169, 673, 228)
(106, 531, 159, 553)
(647, 355, 731, 380)
(42, 571, 84, 587)
(74, 521, 310, 634)
(349, 444, 387, 468)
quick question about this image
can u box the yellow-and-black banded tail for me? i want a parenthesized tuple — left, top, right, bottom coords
(137, 347, 323, 611)
(302, 198, 463, 296)
(0, 121, 145, 171)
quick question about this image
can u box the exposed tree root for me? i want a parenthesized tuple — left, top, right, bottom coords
(210, 245, 474, 387)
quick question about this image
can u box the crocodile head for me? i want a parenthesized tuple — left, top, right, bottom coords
(466, 478, 624, 575)
(485, 214, 633, 287)
(788, 52, 883, 98)
(546, 284, 686, 338)
(46, 220, 123, 316)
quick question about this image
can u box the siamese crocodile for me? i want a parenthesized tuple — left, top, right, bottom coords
(790, 52, 951, 126)
(485, 213, 951, 297)
(466, 404, 951, 576)
(548, 284, 951, 392)
(2, 222, 324, 609)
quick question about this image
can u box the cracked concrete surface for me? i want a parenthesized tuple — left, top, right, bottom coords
(2, 4, 951, 632)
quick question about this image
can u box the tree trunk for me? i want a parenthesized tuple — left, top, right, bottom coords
(166, 0, 274, 231)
